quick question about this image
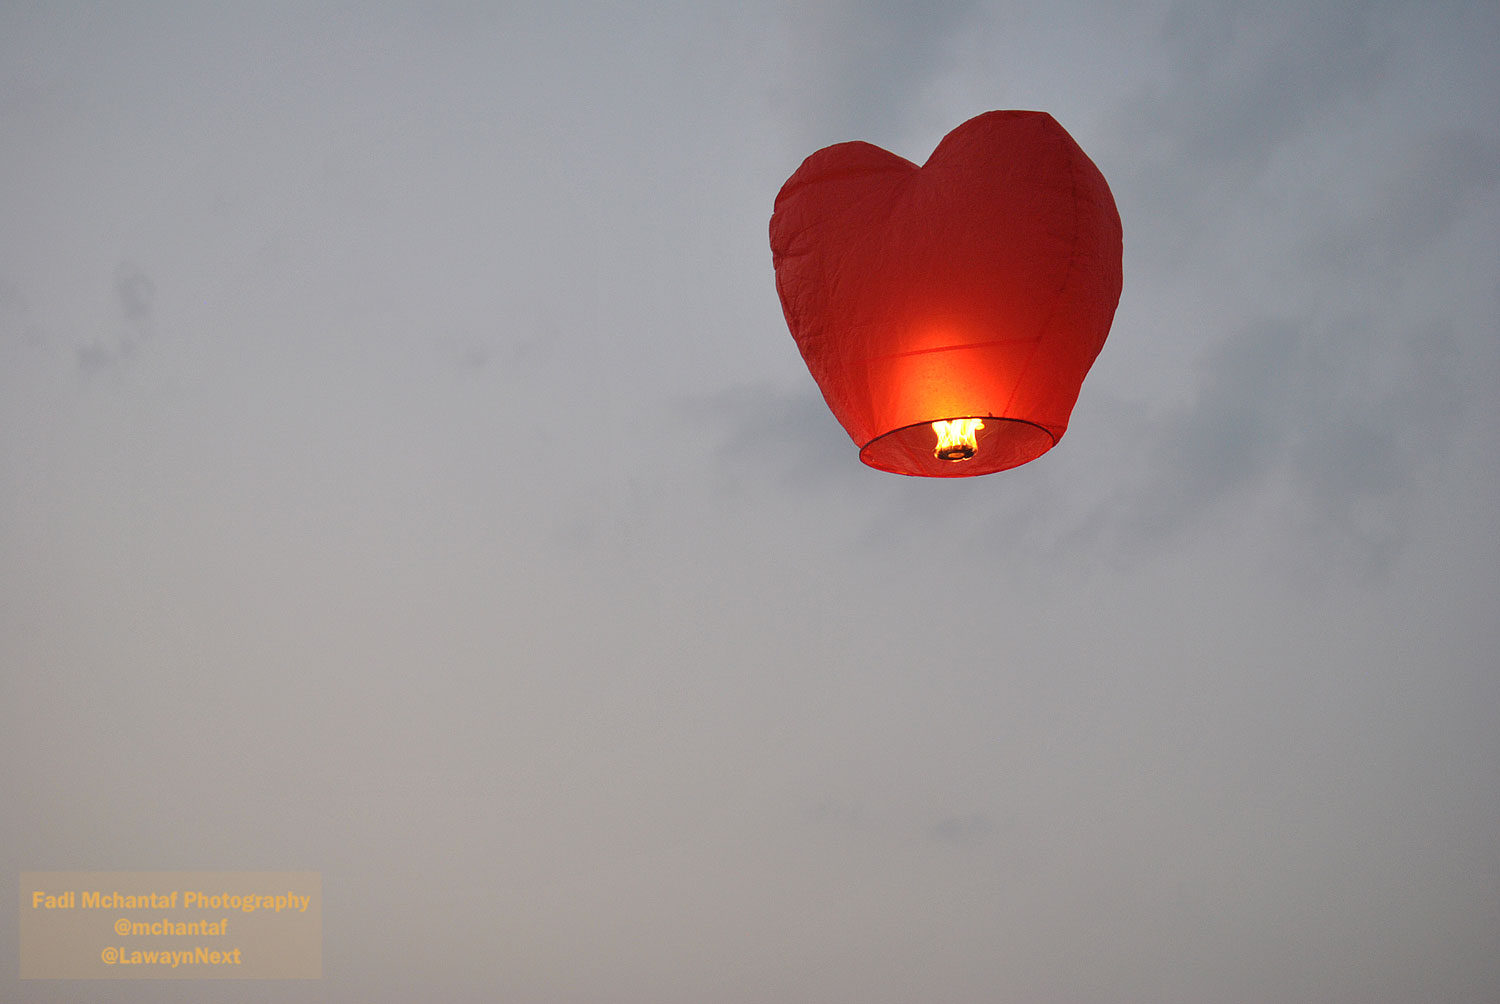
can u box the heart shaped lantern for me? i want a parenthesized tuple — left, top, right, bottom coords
(770, 110, 1122, 477)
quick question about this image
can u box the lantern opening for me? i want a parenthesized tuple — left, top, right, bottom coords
(932, 418, 985, 462)
(860, 417, 1055, 477)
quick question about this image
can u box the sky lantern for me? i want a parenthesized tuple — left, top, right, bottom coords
(770, 110, 1123, 477)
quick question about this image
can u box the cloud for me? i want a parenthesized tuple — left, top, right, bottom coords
(1078, 1, 1498, 574)
(76, 261, 156, 375)
(114, 260, 155, 329)
(0, 276, 25, 334)
(778, 0, 986, 149)
(931, 812, 994, 846)
(1137, 1, 1392, 172)
(1318, 128, 1500, 269)
(680, 381, 873, 496)
(74, 340, 130, 375)
(1107, 310, 1467, 573)
(806, 796, 867, 829)
(1105, 3, 1400, 282)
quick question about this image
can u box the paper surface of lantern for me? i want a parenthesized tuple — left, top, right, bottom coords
(770, 110, 1123, 477)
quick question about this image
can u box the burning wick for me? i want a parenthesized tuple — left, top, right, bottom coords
(932, 418, 984, 462)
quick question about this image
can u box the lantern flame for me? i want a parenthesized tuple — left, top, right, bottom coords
(932, 418, 984, 461)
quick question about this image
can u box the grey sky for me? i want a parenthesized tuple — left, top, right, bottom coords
(3, 2, 1498, 1002)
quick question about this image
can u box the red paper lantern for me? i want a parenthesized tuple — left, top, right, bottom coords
(770, 110, 1123, 477)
